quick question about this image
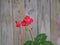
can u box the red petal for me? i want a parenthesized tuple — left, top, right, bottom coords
(30, 18, 33, 23)
(24, 18, 31, 25)
(15, 20, 20, 28)
(22, 20, 26, 26)
(16, 23, 20, 27)
(26, 19, 31, 24)
(24, 15, 30, 19)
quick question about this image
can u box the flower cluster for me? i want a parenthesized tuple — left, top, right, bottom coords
(15, 15, 34, 41)
(15, 15, 33, 28)
(22, 16, 33, 26)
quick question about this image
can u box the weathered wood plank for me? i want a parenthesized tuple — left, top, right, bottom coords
(0, 0, 13, 45)
(37, 0, 50, 40)
(12, 0, 26, 45)
(17, 0, 26, 45)
(1, 0, 8, 45)
(12, 0, 19, 45)
(0, 0, 2, 45)
(6, 0, 13, 45)
(51, 0, 60, 45)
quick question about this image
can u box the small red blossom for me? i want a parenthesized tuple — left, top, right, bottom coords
(30, 18, 33, 23)
(21, 20, 27, 26)
(24, 18, 31, 24)
(15, 20, 20, 28)
(24, 15, 30, 19)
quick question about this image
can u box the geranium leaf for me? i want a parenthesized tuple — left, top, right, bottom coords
(24, 40, 33, 45)
(41, 41, 54, 45)
(34, 33, 47, 41)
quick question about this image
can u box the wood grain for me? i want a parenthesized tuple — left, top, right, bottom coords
(37, 0, 50, 40)
(51, 0, 60, 45)
(0, 0, 2, 45)
(0, 0, 13, 45)
(0, 0, 51, 45)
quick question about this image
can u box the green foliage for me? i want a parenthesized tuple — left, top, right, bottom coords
(34, 33, 47, 41)
(24, 33, 54, 45)
(24, 40, 32, 45)
(43, 41, 54, 45)
(24, 40, 39, 45)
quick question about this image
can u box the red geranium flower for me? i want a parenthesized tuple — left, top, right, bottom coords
(21, 20, 27, 26)
(15, 20, 20, 28)
(23, 16, 33, 25)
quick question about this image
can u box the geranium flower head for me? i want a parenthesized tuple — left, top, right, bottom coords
(23, 15, 34, 25)
(15, 20, 20, 28)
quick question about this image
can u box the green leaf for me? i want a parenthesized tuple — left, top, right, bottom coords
(33, 41, 39, 45)
(41, 41, 54, 45)
(34, 33, 47, 41)
(24, 40, 33, 45)
(24, 40, 39, 45)
(24, 33, 54, 45)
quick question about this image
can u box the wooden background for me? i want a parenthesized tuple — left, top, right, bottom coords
(0, 0, 60, 45)
(51, 0, 60, 45)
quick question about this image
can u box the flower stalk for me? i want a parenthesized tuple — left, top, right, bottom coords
(29, 30, 34, 45)
(29, 30, 34, 40)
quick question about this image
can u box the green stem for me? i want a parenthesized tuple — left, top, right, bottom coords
(29, 30, 34, 45)
(29, 30, 34, 40)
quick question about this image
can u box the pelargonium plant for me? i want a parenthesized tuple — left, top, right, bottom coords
(15, 15, 54, 45)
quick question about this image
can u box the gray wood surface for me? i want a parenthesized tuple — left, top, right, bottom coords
(51, 0, 60, 45)
(0, 0, 51, 45)
(12, 0, 26, 45)
(0, 0, 2, 45)
(37, 0, 50, 40)
(0, 0, 13, 45)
